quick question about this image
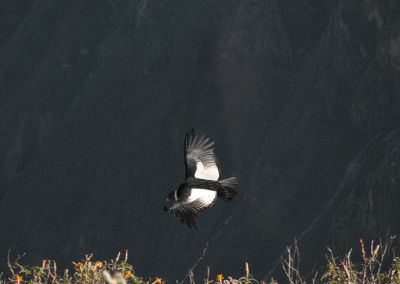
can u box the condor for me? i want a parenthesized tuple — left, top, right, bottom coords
(164, 129, 239, 229)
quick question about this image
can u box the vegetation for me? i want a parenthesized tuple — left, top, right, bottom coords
(1, 238, 399, 283)
(282, 237, 400, 284)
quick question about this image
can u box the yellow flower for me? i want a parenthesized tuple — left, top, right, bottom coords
(75, 262, 83, 270)
(216, 273, 224, 283)
(95, 261, 103, 268)
(124, 270, 133, 279)
(15, 274, 23, 283)
(155, 277, 162, 284)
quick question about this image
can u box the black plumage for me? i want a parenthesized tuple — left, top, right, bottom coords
(164, 129, 240, 229)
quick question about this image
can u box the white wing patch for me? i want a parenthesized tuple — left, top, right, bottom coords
(194, 161, 220, 181)
(188, 188, 217, 205)
(184, 130, 221, 180)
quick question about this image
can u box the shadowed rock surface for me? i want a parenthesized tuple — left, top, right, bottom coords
(0, 0, 399, 281)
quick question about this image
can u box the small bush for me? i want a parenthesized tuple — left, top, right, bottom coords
(2, 251, 154, 284)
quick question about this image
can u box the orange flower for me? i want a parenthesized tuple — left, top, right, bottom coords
(15, 274, 23, 283)
(216, 273, 224, 283)
(42, 259, 46, 268)
(155, 277, 162, 284)
(95, 261, 103, 268)
(75, 262, 83, 270)
(124, 270, 133, 279)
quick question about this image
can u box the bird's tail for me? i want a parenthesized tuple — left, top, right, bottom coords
(217, 177, 239, 202)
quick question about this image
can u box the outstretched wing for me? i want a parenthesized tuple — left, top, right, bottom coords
(166, 188, 217, 229)
(184, 129, 220, 180)
(167, 200, 203, 229)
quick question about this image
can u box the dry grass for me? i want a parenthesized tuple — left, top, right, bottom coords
(320, 237, 400, 284)
(281, 236, 400, 284)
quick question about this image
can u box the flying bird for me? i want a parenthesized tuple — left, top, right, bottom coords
(164, 129, 239, 229)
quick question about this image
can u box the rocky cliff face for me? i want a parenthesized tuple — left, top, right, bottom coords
(0, 0, 399, 281)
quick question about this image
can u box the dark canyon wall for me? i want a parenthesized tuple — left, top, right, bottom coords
(0, 0, 399, 281)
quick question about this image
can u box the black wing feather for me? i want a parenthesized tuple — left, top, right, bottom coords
(167, 198, 212, 229)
